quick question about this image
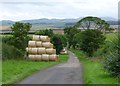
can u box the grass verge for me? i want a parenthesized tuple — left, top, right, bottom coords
(71, 49, 118, 84)
(2, 54, 69, 84)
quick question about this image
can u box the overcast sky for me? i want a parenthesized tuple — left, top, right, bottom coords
(0, 0, 119, 21)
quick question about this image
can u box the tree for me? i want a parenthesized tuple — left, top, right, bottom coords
(74, 16, 110, 32)
(11, 22, 31, 51)
(73, 32, 82, 49)
(64, 26, 79, 48)
(35, 29, 53, 37)
(80, 29, 105, 57)
(52, 34, 63, 54)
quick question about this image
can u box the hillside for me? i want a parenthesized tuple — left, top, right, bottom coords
(0, 17, 118, 31)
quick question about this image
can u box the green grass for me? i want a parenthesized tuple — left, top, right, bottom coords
(2, 54, 69, 84)
(71, 49, 118, 84)
(105, 33, 117, 41)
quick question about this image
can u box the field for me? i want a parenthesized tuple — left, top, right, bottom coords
(2, 54, 69, 84)
(1, 24, 64, 31)
(71, 49, 118, 84)
(1, 25, 64, 35)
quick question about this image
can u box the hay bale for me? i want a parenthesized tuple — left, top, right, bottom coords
(49, 54, 58, 61)
(37, 47, 46, 54)
(28, 55, 35, 60)
(47, 38, 51, 42)
(41, 54, 49, 61)
(34, 55, 42, 61)
(46, 48, 56, 54)
(28, 48, 38, 54)
(33, 35, 40, 41)
(40, 36, 50, 42)
(28, 41, 36, 47)
(42, 42, 53, 48)
(36, 41, 42, 47)
(26, 47, 29, 52)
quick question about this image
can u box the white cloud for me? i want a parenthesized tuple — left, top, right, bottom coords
(0, 0, 119, 21)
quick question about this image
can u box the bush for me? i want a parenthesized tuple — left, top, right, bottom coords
(64, 27, 78, 48)
(80, 29, 105, 57)
(2, 36, 14, 45)
(11, 22, 31, 51)
(59, 35, 67, 47)
(35, 29, 53, 38)
(73, 32, 82, 49)
(103, 36, 120, 77)
(2, 43, 23, 60)
(51, 34, 63, 54)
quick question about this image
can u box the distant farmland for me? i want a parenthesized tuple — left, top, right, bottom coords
(0, 25, 64, 30)
(0, 24, 118, 34)
(1, 24, 118, 30)
(0, 25, 64, 34)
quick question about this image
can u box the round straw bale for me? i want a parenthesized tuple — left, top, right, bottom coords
(41, 54, 49, 61)
(40, 36, 50, 42)
(42, 42, 53, 48)
(28, 55, 35, 60)
(28, 48, 38, 54)
(26, 47, 29, 52)
(49, 54, 58, 61)
(37, 47, 46, 54)
(46, 48, 56, 54)
(34, 55, 42, 61)
(36, 41, 42, 47)
(33, 35, 40, 41)
(28, 41, 36, 47)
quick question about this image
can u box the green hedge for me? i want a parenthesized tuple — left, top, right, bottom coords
(103, 36, 120, 78)
(2, 43, 24, 60)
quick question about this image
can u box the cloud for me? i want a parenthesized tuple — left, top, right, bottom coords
(0, 0, 119, 21)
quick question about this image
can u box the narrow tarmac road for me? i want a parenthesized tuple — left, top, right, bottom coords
(18, 51, 83, 84)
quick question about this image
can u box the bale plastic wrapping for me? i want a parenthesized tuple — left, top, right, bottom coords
(28, 41, 36, 47)
(33, 35, 40, 41)
(34, 55, 42, 60)
(36, 41, 42, 47)
(42, 42, 53, 48)
(37, 47, 46, 54)
(28, 55, 35, 60)
(41, 54, 49, 61)
(40, 36, 50, 42)
(49, 54, 58, 61)
(46, 48, 56, 54)
(28, 48, 38, 54)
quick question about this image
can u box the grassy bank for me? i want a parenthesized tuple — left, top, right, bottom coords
(71, 49, 118, 84)
(2, 54, 68, 84)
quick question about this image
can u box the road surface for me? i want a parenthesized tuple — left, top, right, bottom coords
(18, 51, 83, 84)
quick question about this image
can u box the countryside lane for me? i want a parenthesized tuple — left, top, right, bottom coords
(18, 51, 83, 84)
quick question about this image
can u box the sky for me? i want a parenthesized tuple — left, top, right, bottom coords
(0, 0, 119, 21)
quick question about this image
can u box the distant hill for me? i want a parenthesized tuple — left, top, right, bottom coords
(0, 17, 118, 29)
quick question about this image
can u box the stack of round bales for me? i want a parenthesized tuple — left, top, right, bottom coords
(26, 35, 58, 61)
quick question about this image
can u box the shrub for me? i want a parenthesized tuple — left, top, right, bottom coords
(35, 29, 53, 38)
(2, 36, 14, 45)
(73, 32, 82, 49)
(11, 22, 31, 51)
(2, 43, 23, 60)
(80, 29, 105, 57)
(51, 34, 63, 54)
(60, 35, 67, 47)
(64, 27, 78, 48)
(103, 36, 120, 77)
